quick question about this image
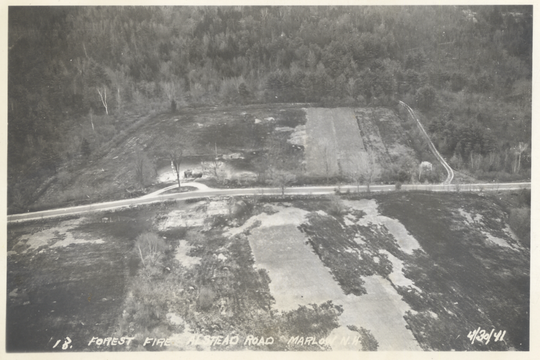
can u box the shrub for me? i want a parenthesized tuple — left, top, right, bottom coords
(282, 301, 343, 338)
(135, 232, 168, 268)
(517, 188, 531, 207)
(81, 138, 91, 157)
(57, 170, 72, 187)
(347, 325, 379, 351)
(415, 85, 437, 110)
(327, 194, 345, 217)
(197, 286, 216, 311)
(508, 207, 530, 247)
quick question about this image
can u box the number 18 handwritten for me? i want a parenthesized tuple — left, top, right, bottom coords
(52, 337, 72, 350)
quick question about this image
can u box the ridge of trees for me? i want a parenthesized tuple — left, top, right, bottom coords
(8, 6, 532, 208)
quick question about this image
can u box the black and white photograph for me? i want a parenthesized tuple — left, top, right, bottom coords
(3, 2, 534, 356)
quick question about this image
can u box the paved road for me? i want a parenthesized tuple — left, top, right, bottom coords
(399, 101, 455, 184)
(139, 181, 211, 198)
(7, 182, 530, 223)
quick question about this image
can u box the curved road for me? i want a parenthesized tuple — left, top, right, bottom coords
(7, 182, 530, 223)
(399, 101, 455, 184)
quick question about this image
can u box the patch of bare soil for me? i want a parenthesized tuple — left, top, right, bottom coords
(343, 199, 422, 254)
(157, 199, 229, 230)
(174, 240, 201, 268)
(241, 204, 420, 350)
(304, 107, 368, 177)
(457, 208, 521, 250)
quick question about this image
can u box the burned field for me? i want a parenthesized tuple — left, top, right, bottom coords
(6, 191, 529, 352)
(31, 104, 309, 210)
(27, 104, 426, 213)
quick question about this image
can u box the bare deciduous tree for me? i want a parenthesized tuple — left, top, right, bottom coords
(512, 142, 528, 174)
(346, 152, 375, 192)
(169, 147, 183, 191)
(270, 168, 296, 196)
(89, 108, 95, 132)
(135, 232, 167, 268)
(322, 144, 332, 183)
(97, 86, 108, 115)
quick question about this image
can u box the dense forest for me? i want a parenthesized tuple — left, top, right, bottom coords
(8, 6, 532, 208)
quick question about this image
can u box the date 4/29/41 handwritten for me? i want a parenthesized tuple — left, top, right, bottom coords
(467, 328, 506, 345)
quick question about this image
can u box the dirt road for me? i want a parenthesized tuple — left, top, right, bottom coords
(399, 101, 455, 184)
(8, 182, 530, 223)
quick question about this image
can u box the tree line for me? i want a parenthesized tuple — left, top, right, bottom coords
(8, 6, 532, 208)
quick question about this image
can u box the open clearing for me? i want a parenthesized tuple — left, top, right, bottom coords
(304, 108, 367, 177)
(231, 204, 420, 350)
(27, 104, 425, 214)
(31, 104, 307, 210)
(304, 107, 418, 181)
(7, 192, 529, 351)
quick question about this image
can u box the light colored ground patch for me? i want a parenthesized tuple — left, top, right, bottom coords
(336, 276, 422, 351)
(166, 313, 184, 326)
(159, 200, 229, 230)
(224, 205, 308, 238)
(249, 223, 338, 310)
(343, 199, 422, 254)
(51, 236, 104, 248)
(353, 235, 366, 245)
(217, 253, 227, 261)
(343, 214, 355, 226)
(275, 126, 294, 132)
(288, 124, 307, 147)
(458, 208, 517, 249)
(175, 240, 201, 269)
(458, 208, 484, 224)
(15, 218, 104, 253)
(157, 160, 249, 184)
(379, 250, 422, 292)
(305, 108, 370, 177)
(159, 210, 206, 229)
(244, 205, 420, 350)
(483, 233, 513, 248)
(225, 170, 258, 183)
(19, 229, 56, 253)
(503, 224, 520, 242)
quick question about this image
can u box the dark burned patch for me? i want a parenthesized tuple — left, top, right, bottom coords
(298, 211, 393, 296)
(276, 108, 307, 128)
(199, 117, 274, 150)
(158, 227, 188, 241)
(375, 192, 529, 351)
(73, 221, 147, 242)
(7, 239, 130, 352)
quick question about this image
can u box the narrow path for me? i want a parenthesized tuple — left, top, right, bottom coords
(399, 101, 455, 184)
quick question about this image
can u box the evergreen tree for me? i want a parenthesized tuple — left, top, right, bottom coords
(81, 138, 91, 158)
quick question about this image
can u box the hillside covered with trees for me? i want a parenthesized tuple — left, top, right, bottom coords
(8, 6, 532, 210)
